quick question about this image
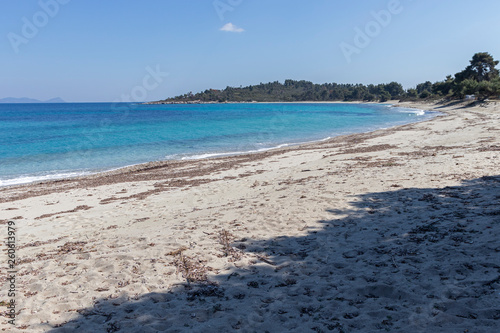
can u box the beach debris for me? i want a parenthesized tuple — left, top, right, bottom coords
(300, 306, 319, 316)
(34, 205, 92, 220)
(187, 284, 224, 301)
(247, 281, 259, 288)
(19, 237, 66, 249)
(169, 247, 208, 284)
(166, 246, 188, 256)
(217, 229, 242, 261)
(57, 241, 87, 254)
(256, 255, 276, 266)
(233, 293, 245, 299)
(133, 217, 150, 223)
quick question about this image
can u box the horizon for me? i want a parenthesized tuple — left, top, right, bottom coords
(2, 0, 500, 103)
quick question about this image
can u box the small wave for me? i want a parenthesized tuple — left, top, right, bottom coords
(406, 109, 426, 116)
(175, 137, 341, 161)
(393, 107, 426, 116)
(179, 148, 268, 160)
(0, 171, 91, 187)
(176, 142, 297, 161)
(180, 152, 242, 160)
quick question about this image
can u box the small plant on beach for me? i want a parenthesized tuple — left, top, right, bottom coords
(219, 229, 231, 256)
(217, 229, 242, 261)
(168, 247, 208, 284)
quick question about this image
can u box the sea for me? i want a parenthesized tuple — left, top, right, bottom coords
(0, 102, 436, 187)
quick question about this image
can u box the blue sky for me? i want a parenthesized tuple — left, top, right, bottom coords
(1, 0, 500, 102)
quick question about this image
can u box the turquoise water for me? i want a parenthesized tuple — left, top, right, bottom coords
(0, 102, 435, 186)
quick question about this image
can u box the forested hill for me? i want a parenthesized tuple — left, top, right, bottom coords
(149, 80, 405, 104)
(148, 52, 500, 104)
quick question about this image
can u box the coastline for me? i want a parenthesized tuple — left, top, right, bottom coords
(0, 101, 426, 189)
(144, 100, 402, 105)
(1, 100, 499, 332)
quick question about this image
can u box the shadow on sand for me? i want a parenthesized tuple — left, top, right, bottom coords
(49, 176, 500, 332)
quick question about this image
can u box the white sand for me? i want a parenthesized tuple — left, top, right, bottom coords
(1, 100, 499, 332)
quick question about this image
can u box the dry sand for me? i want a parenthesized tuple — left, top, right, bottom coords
(1, 100, 499, 332)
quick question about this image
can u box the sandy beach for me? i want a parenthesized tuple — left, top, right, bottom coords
(1, 100, 499, 332)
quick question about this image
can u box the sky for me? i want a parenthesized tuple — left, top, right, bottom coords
(1, 0, 500, 102)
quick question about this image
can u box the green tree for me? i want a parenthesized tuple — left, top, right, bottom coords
(406, 88, 418, 98)
(476, 77, 500, 100)
(416, 81, 433, 94)
(419, 90, 432, 99)
(383, 82, 405, 99)
(432, 75, 454, 96)
(453, 79, 479, 99)
(319, 89, 328, 101)
(364, 93, 377, 101)
(455, 52, 499, 82)
(379, 90, 391, 102)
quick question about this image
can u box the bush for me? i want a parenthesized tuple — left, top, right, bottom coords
(419, 90, 432, 99)
(477, 78, 500, 100)
(379, 91, 391, 102)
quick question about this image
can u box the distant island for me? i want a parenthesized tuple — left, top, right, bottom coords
(148, 52, 500, 104)
(0, 97, 66, 103)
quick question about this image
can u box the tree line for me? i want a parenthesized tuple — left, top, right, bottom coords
(153, 52, 500, 103)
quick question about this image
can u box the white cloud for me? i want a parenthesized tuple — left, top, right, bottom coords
(219, 23, 244, 33)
